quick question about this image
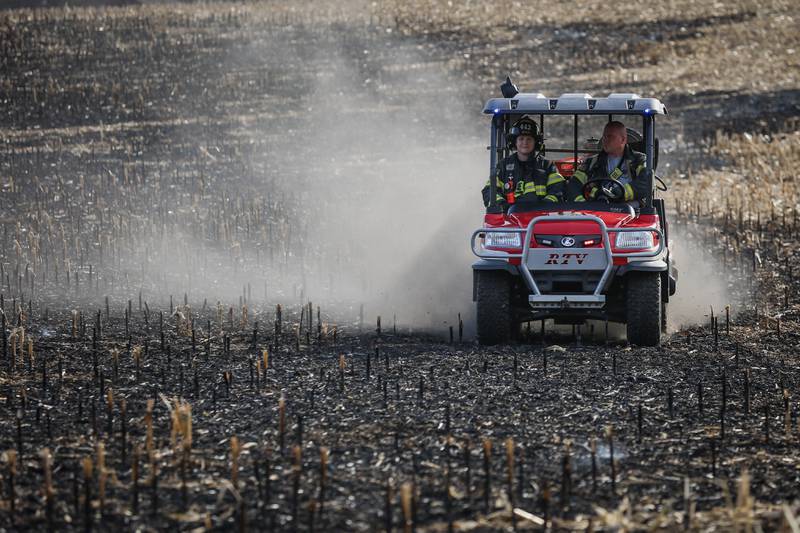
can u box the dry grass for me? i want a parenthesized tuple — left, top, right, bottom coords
(671, 130, 800, 216)
(376, 0, 800, 95)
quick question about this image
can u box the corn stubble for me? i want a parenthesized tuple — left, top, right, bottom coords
(0, 0, 799, 531)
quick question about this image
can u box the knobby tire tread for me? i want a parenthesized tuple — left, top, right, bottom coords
(476, 271, 513, 345)
(626, 271, 661, 346)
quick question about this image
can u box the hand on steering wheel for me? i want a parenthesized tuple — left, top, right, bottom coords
(582, 177, 626, 202)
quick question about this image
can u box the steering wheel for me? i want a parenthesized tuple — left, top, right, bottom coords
(582, 177, 626, 202)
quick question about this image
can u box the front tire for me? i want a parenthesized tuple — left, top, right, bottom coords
(476, 270, 513, 345)
(626, 272, 662, 346)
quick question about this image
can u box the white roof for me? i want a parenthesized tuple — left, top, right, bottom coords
(483, 92, 667, 115)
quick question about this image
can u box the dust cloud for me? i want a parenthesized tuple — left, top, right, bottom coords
(183, 24, 733, 338)
(666, 224, 735, 331)
(243, 41, 487, 334)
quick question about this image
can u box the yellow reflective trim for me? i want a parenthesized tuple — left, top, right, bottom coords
(534, 185, 547, 195)
(573, 170, 588, 184)
(544, 195, 559, 202)
(574, 195, 586, 202)
(623, 183, 635, 201)
(589, 187, 598, 199)
(547, 173, 565, 186)
(497, 177, 504, 187)
(636, 164, 645, 175)
(523, 182, 537, 194)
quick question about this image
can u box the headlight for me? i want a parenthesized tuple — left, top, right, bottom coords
(616, 231, 654, 249)
(484, 232, 521, 248)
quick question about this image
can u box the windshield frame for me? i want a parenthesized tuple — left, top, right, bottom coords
(488, 113, 657, 210)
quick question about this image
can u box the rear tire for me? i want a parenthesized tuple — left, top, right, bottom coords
(476, 270, 513, 345)
(626, 272, 661, 346)
(661, 301, 668, 333)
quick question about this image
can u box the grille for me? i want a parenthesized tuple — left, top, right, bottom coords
(534, 234, 601, 248)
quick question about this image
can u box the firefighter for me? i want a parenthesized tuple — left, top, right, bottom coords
(482, 115, 566, 209)
(566, 121, 650, 202)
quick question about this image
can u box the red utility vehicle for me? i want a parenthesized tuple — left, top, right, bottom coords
(471, 81, 677, 346)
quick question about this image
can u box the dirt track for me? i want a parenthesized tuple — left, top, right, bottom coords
(1, 1, 799, 530)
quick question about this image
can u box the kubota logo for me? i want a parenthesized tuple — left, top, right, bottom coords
(545, 253, 589, 265)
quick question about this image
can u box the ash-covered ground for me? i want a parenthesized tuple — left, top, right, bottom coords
(1, 1, 799, 530)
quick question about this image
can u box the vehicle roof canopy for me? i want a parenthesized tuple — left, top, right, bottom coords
(483, 93, 667, 116)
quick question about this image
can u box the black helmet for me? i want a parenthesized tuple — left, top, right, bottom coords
(511, 116, 539, 139)
(508, 115, 542, 150)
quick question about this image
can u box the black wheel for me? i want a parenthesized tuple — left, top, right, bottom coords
(661, 301, 668, 333)
(625, 272, 661, 346)
(476, 270, 514, 345)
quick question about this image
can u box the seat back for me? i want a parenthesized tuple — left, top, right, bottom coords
(626, 128, 659, 170)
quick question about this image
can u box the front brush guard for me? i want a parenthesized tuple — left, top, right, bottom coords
(470, 214, 664, 309)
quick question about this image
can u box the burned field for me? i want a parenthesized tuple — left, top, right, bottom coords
(2, 1, 800, 531)
(3, 303, 800, 531)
